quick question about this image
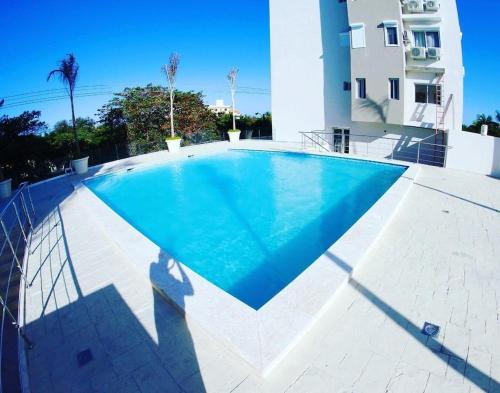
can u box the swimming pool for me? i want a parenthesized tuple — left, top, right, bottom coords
(85, 150, 406, 309)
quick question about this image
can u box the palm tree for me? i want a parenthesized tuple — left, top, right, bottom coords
(0, 99, 4, 107)
(163, 53, 180, 138)
(227, 67, 239, 131)
(496, 110, 500, 123)
(47, 54, 81, 156)
(475, 114, 493, 125)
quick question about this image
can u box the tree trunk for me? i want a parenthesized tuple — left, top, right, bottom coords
(231, 91, 236, 130)
(170, 90, 175, 138)
(69, 90, 81, 157)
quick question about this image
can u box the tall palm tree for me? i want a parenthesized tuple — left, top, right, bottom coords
(0, 99, 4, 107)
(227, 67, 239, 131)
(47, 54, 81, 156)
(163, 53, 180, 138)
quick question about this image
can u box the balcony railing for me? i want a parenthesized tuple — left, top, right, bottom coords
(0, 183, 36, 393)
(300, 131, 450, 167)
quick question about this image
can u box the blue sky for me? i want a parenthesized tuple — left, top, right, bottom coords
(0, 0, 498, 128)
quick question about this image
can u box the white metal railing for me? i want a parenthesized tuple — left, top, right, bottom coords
(0, 182, 35, 393)
(300, 130, 451, 167)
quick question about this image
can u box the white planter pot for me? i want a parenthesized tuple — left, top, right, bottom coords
(72, 157, 89, 175)
(167, 138, 181, 153)
(0, 179, 12, 199)
(228, 131, 241, 143)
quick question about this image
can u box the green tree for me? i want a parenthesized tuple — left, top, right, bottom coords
(99, 85, 216, 148)
(47, 118, 98, 156)
(464, 113, 500, 138)
(95, 102, 127, 146)
(47, 53, 81, 156)
(0, 111, 50, 184)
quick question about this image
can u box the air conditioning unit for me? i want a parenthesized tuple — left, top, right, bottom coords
(427, 47, 441, 59)
(425, 0, 440, 11)
(407, 0, 424, 13)
(411, 47, 427, 60)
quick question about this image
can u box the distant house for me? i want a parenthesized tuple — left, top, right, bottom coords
(208, 99, 241, 118)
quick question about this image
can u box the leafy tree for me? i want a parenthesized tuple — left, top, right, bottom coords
(96, 102, 127, 146)
(47, 53, 81, 156)
(46, 118, 98, 156)
(99, 85, 216, 148)
(215, 112, 272, 138)
(463, 112, 500, 138)
(0, 111, 50, 184)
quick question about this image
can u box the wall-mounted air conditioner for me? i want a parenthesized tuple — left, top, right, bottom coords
(425, 0, 440, 11)
(407, 0, 425, 13)
(427, 47, 441, 59)
(411, 47, 427, 60)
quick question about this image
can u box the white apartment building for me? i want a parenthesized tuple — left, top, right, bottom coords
(208, 99, 241, 117)
(270, 0, 464, 152)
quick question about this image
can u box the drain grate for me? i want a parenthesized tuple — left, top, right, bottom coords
(76, 349, 93, 367)
(422, 322, 440, 337)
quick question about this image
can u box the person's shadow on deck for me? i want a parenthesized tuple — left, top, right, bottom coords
(150, 251, 206, 392)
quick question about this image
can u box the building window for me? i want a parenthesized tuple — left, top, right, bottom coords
(413, 30, 441, 48)
(343, 82, 351, 91)
(415, 84, 441, 105)
(356, 78, 366, 99)
(389, 79, 400, 100)
(384, 21, 399, 46)
(350, 23, 366, 49)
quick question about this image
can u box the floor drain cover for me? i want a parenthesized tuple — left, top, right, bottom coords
(76, 349, 93, 367)
(422, 322, 440, 337)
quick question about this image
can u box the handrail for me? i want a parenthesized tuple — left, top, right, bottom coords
(300, 131, 330, 152)
(300, 130, 452, 167)
(0, 182, 35, 393)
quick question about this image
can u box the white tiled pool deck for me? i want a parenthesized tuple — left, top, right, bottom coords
(22, 141, 500, 393)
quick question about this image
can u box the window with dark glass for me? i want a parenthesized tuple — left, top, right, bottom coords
(413, 30, 441, 48)
(415, 84, 441, 105)
(356, 78, 366, 99)
(389, 79, 400, 100)
(386, 26, 398, 45)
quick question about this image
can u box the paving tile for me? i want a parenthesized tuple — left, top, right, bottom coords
(386, 362, 430, 393)
(424, 373, 470, 393)
(131, 363, 180, 393)
(110, 342, 157, 378)
(22, 156, 500, 392)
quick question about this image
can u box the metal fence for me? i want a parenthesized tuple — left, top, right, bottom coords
(0, 183, 35, 393)
(14, 129, 272, 187)
(300, 130, 450, 167)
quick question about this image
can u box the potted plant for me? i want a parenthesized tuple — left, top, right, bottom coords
(227, 67, 241, 143)
(0, 167, 12, 199)
(47, 54, 89, 174)
(228, 129, 241, 143)
(163, 53, 182, 153)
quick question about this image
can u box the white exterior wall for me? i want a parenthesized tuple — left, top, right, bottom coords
(446, 131, 500, 177)
(270, 0, 327, 142)
(269, 0, 464, 144)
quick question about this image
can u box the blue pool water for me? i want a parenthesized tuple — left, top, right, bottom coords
(86, 150, 406, 309)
